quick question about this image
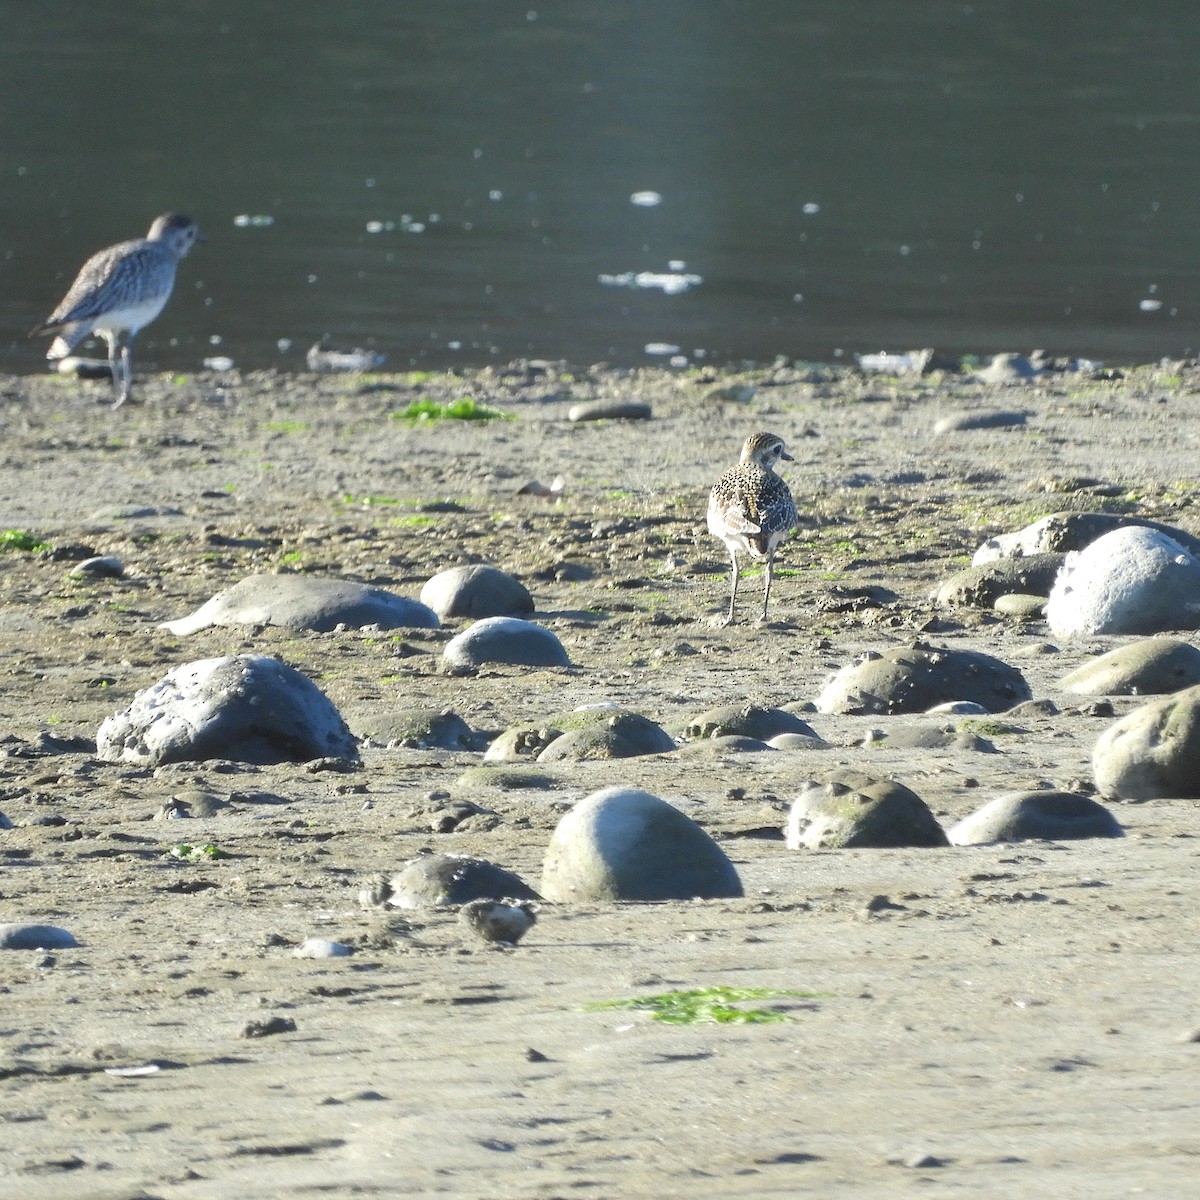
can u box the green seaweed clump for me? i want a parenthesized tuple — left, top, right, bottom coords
(390, 397, 512, 423)
(0, 529, 50, 554)
(590, 985, 816, 1025)
(169, 843, 230, 862)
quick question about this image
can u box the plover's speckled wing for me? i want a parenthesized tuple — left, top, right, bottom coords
(745, 469, 798, 550)
(708, 465, 797, 554)
(41, 239, 175, 333)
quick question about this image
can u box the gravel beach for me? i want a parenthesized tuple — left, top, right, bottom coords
(3, 358, 1200, 1197)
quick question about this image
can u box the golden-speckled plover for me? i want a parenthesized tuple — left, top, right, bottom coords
(707, 431, 798, 625)
(30, 212, 203, 408)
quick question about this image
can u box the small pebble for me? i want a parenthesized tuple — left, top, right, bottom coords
(241, 1016, 297, 1038)
(293, 938, 353, 959)
(68, 555, 124, 581)
(459, 899, 538, 945)
(55, 356, 113, 379)
(904, 1152, 946, 1169)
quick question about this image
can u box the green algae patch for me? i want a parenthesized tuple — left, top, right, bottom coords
(589, 985, 819, 1025)
(0, 530, 50, 554)
(390, 397, 512, 423)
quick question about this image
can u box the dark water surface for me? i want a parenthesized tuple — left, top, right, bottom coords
(3, 1, 1199, 374)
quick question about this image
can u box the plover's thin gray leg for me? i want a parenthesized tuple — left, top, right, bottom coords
(115, 339, 133, 407)
(101, 332, 122, 407)
(722, 550, 740, 626)
(758, 552, 776, 624)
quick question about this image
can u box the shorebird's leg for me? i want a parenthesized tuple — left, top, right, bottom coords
(102, 334, 123, 406)
(757, 551, 776, 624)
(720, 551, 740, 626)
(113, 338, 133, 408)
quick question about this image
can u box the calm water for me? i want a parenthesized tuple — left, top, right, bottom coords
(3, 1, 1199, 374)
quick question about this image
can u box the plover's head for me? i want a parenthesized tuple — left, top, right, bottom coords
(739, 432, 793, 471)
(148, 212, 203, 258)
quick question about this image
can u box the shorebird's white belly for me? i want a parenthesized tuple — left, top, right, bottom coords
(92, 291, 172, 338)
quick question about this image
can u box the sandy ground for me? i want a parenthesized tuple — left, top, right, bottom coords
(2, 358, 1200, 1198)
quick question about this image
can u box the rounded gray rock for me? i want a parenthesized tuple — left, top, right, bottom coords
(932, 407, 1029, 433)
(535, 709, 676, 761)
(673, 734, 775, 755)
(815, 642, 1031, 715)
(380, 854, 541, 909)
(683, 704, 817, 742)
(97, 653, 358, 767)
(492, 708, 674, 762)
(484, 726, 563, 761)
(541, 786, 742, 902)
(160, 574, 438, 635)
(766, 732, 831, 751)
(567, 400, 652, 422)
(974, 512, 1200, 566)
(948, 790, 1123, 845)
(873, 723, 989, 752)
(442, 617, 570, 669)
(420, 565, 534, 621)
(455, 765, 560, 791)
(785, 770, 949, 850)
(993, 593, 1048, 620)
(971, 354, 1040, 385)
(1060, 637, 1200, 696)
(293, 938, 353, 959)
(0, 923, 78, 950)
(535, 727, 647, 761)
(360, 706, 477, 750)
(459, 899, 538, 945)
(1093, 685, 1200, 800)
(1045, 526, 1200, 638)
(69, 555, 124, 581)
(934, 554, 1063, 609)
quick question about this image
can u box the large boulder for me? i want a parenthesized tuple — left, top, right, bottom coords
(1059, 638, 1200, 696)
(1093, 685, 1200, 800)
(0, 923, 79, 950)
(541, 786, 742, 901)
(974, 512, 1200, 565)
(785, 770, 949, 849)
(367, 854, 540, 909)
(442, 617, 570, 669)
(1045, 526, 1200, 637)
(933, 554, 1063, 609)
(355, 706, 477, 750)
(420, 565, 534, 621)
(815, 642, 1030, 715)
(487, 708, 675, 762)
(948, 790, 1124, 844)
(682, 704, 817, 742)
(97, 654, 358, 766)
(160, 574, 438, 635)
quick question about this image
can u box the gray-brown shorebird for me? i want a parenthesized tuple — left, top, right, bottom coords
(30, 212, 202, 408)
(706, 431, 798, 625)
